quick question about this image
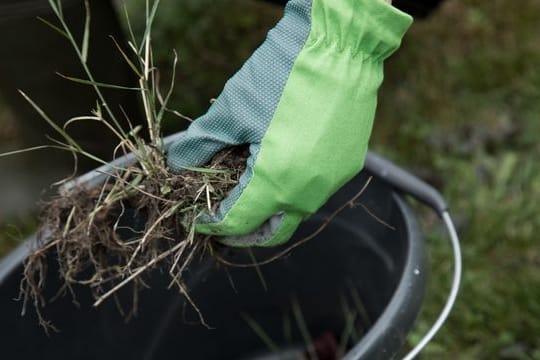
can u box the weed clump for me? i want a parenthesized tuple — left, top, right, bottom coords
(8, 0, 249, 331)
(22, 146, 247, 331)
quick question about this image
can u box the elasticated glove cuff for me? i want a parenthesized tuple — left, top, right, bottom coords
(310, 0, 413, 60)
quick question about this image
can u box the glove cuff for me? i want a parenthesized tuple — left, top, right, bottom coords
(310, 0, 413, 60)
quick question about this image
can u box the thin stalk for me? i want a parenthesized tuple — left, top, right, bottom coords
(0, 145, 66, 158)
(292, 297, 317, 360)
(214, 177, 373, 268)
(127, 201, 182, 268)
(63, 116, 137, 155)
(47, 1, 129, 139)
(247, 249, 268, 292)
(243, 314, 279, 352)
(93, 241, 184, 307)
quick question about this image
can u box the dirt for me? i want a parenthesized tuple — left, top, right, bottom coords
(21, 146, 248, 331)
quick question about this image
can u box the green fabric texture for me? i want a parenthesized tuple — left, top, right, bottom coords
(195, 0, 412, 246)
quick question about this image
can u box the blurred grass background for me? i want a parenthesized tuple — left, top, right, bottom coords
(1, 0, 539, 358)
(376, 1, 540, 358)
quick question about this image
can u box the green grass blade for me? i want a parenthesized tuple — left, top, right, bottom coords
(0, 145, 66, 158)
(109, 36, 142, 77)
(81, 0, 91, 63)
(63, 116, 101, 129)
(46, 6, 130, 140)
(291, 297, 317, 360)
(178, 166, 229, 175)
(242, 314, 279, 352)
(18, 90, 81, 150)
(156, 51, 178, 127)
(47, 0, 64, 17)
(56, 73, 142, 90)
(45, 136, 108, 167)
(119, 105, 149, 159)
(56, 0, 64, 17)
(349, 286, 371, 329)
(283, 311, 292, 343)
(37, 17, 68, 39)
(138, 0, 161, 54)
(47, 0, 59, 15)
(338, 294, 358, 354)
(122, 1, 139, 53)
(247, 249, 268, 292)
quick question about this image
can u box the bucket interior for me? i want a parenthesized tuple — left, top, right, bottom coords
(0, 172, 420, 360)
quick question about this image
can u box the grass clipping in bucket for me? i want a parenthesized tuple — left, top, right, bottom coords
(7, 0, 247, 331)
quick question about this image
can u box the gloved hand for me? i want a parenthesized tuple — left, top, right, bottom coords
(167, 0, 412, 247)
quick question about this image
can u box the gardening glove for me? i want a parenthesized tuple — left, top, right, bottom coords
(167, 0, 413, 247)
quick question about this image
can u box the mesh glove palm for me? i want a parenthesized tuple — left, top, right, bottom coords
(168, 0, 412, 247)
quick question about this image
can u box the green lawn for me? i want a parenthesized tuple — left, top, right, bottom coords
(0, 220, 36, 257)
(1, 0, 539, 358)
(375, 0, 540, 358)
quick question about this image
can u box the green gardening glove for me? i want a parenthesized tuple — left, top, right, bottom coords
(167, 0, 413, 247)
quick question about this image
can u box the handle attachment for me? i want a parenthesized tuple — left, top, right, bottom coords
(365, 151, 447, 213)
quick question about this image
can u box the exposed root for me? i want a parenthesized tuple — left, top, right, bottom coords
(20, 147, 247, 332)
(213, 176, 374, 268)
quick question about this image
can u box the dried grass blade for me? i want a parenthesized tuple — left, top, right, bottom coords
(37, 17, 68, 39)
(57, 73, 142, 90)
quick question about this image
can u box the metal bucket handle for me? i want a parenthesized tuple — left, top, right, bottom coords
(363, 153, 462, 360)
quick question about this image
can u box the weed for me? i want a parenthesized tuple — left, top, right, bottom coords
(0, 0, 247, 332)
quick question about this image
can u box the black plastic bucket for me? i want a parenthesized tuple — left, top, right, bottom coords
(0, 145, 427, 360)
